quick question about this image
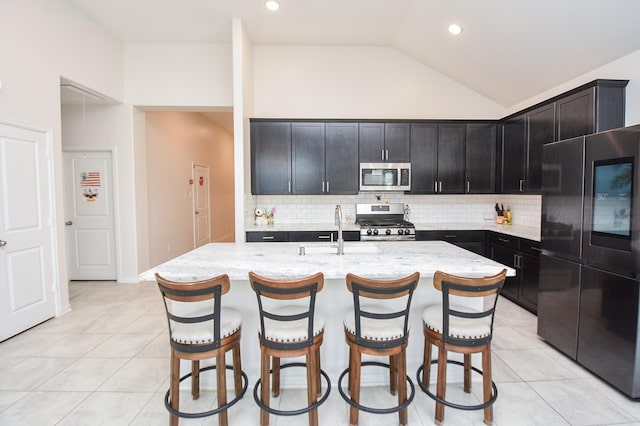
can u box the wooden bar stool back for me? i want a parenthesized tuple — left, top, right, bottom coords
(248, 271, 331, 426)
(338, 272, 420, 426)
(417, 269, 507, 425)
(156, 273, 248, 426)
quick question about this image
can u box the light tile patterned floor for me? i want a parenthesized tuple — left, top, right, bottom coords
(1, 280, 639, 425)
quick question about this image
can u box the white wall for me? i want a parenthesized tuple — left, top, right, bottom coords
(253, 46, 507, 119)
(124, 43, 233, 107)
(507, 48, 640, 126)
(0, 0, 124, 310)
(232, 19, 254, 243)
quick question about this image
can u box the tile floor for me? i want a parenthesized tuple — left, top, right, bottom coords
(1, 280, 639, 425)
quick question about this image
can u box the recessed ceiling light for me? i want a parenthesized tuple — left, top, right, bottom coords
(448, 24, 463, 36)
(265, 0, 280, 11)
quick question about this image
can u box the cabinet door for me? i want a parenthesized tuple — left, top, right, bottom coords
(292, 122, 325, 194)
(526, 104, 555, 193)
(251, 122, 291, 194)
(325, 123, 359, 194)
(438, 123, 466, 193)
(490, 244, 519, 301)
(359, 122, 385, 162)
(519, 253, 539, 313)
(465, 123, 496, 193)
(410, 123, 438, 194)
(556, 88, 595, 140)
(384, 123, 411, 162)
(500, 114, 526, 193)
(537, 255, 580, 359)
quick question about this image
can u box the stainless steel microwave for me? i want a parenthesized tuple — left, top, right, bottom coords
(359, 163, 411, 191)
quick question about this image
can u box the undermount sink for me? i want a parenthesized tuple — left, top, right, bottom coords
(300, 245, 382, 255)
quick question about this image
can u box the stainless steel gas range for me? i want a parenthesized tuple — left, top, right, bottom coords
(355, 203, 415, 241)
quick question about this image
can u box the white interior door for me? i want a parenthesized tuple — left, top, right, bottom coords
(193, 164, 210, 247)
(63, 151, 117, 280)
(0, 121, 57, 342)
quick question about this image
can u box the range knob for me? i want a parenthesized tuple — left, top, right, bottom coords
(366, 229, 373, 235)
(373, 229, 379, 235)
(385, 229, 391, 235)
(397, 229, 403, 235)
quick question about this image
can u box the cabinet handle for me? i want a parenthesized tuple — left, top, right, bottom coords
(322, 181, 325, 193)
(498, 237, 510, 243)
(466, 181, 470, 193)
(444, 234, 456, 239)
(530, 247, 542, 252)
(262, 236, 275, 240)
(318, 235, 331, 240)
(439, 181, 442, 192)
(519, 179, 524, 192)
(385, 149, 389, 161)
(434, 181, 438, 192)
(288, 181, 291, 193)
(326, 181, 330, 193)
(381, 149, 385, 161)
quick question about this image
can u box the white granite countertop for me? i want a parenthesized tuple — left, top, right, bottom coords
(246, 222, 540, 241)
(139, 240, 514, 282)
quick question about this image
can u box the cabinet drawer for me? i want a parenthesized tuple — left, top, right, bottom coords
(246, 231, 288, 242)
(416, 230, 485, 242)
(488, 232, 520, 250)
(288, 231, 335, 242)
(519, 239, 541, 257)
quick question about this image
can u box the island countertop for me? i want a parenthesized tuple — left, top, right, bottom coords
(139, 240, 514, 282)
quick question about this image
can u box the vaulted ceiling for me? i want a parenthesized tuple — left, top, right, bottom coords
(65, 0, 640, 107)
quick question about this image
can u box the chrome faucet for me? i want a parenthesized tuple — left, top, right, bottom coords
(335, 204, 344, 255)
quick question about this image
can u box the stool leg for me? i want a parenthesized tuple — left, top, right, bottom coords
(389, 353, 397, 396)
(482, 344, 493, 425)
(464, 353, 472, 393)
(398, 347, 408, 426)
(260, 348, 270, 426)
(348, 346, 355, 396)
(349, 348, 362, 426)
(233, 342, 243, 396)
(170, 350, 180, 426)
(422, 337, 432, 388)
(435, 346, 447, 425)
(217, 350, 229, 426)
(191, 360, 200, 399)
(272, 356, 281, 397)
(307, 350, 319, 426)
(316, 348, 322, 397)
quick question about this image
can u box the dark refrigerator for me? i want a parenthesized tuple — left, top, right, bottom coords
(538, 125, 640, 398)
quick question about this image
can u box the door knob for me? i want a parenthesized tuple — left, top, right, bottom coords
(0, 240, 6, 247)
(195, 211, 200, 215)
(65, 221, 73, 226)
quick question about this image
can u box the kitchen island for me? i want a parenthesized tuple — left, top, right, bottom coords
(140, 241, 514, 387)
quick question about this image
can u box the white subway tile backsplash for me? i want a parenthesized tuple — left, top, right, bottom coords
(246, 193, 542, 228)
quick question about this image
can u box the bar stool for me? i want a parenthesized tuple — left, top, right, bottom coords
(156, 273, 248, 426)
(248, 271, 331, 426)
(417, 269, 507, 425)
(338, 272, 420, 426)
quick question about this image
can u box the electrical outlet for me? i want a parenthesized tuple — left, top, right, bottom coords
(167, 244, 171, 252)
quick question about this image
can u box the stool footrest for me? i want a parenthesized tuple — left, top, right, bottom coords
(165, 364, 248, 419)
(417, 359, 497, 411)
(337, 361, 416, 415)
(253, 362, 332, 416)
